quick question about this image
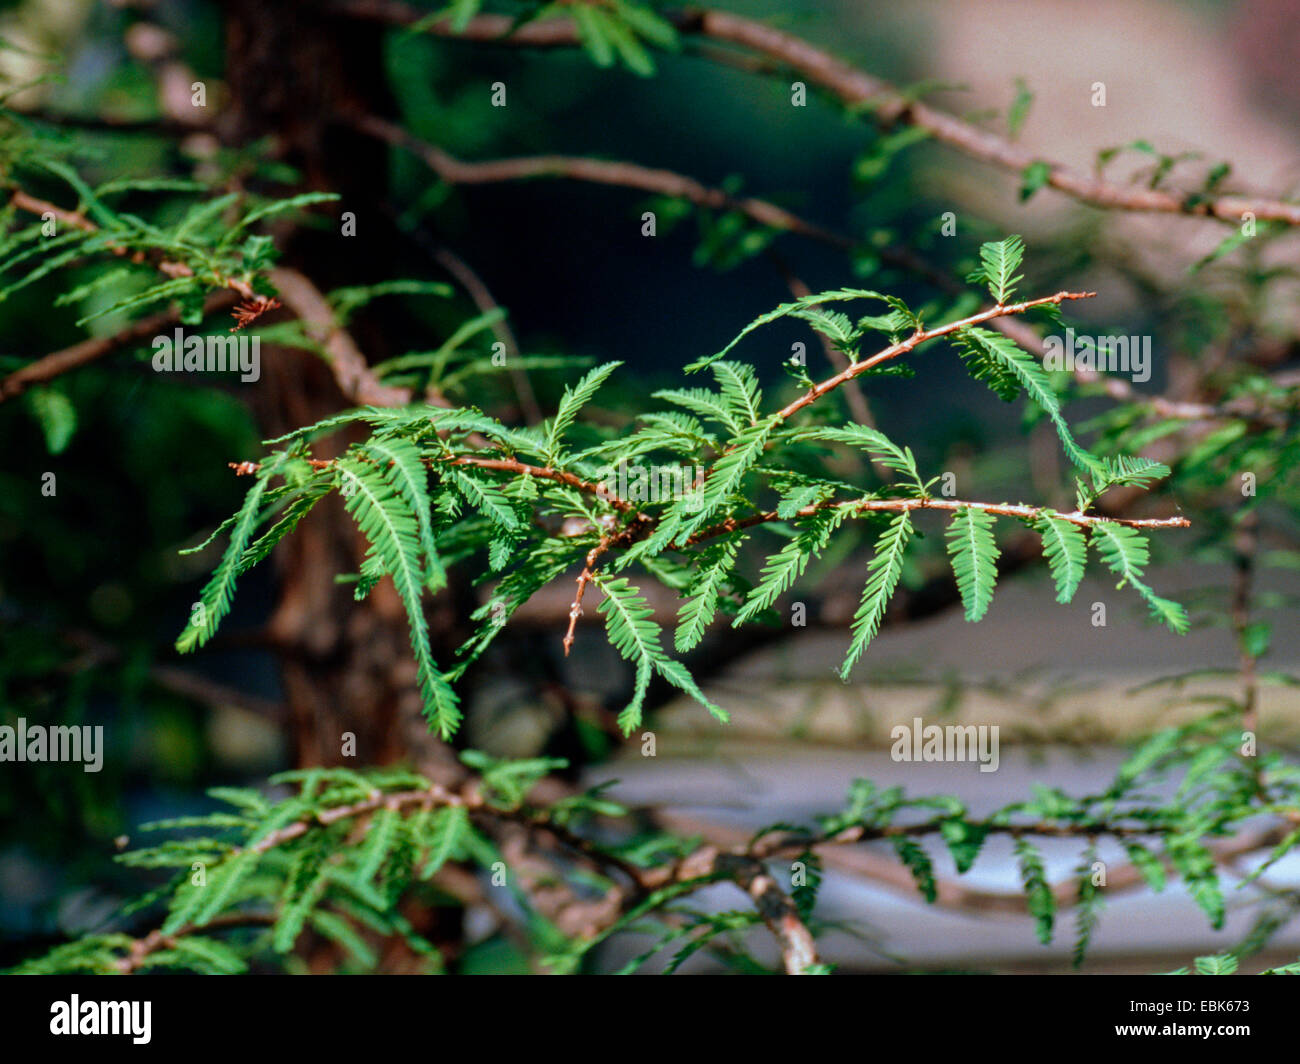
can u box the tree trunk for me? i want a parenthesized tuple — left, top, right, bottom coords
(218, 0, 468, 777)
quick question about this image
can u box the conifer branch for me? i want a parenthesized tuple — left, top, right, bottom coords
(351, 115, 1291, 428)
(11, 2, 1298, 981)
(0, 297, 236, 402)
(773, 290, 1097, 421)
(661, 812, 1292, 918)
(339, 3, 1300, 226)
(770, 257, 881, 446)
(449, 456, 634, 512)
(0, 196, 440, 412)
(351, 113, 850, 247)
(564, 538, 612, 657)
(232, 453, 634, 512)
(114, 913, 276, 975)
(8, 189, 263, 303)
(684, 496, 1189, 548)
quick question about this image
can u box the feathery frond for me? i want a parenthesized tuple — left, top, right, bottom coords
(1032, 513, 1088, 604)
(686, 288, 887, 372)
(945, 506, 1001, 622)
(1090, 521, 1189, 633)
(335, 458, 461, 736)
(176, 451, 290, 654)
(675, 536, 743, 652)
(734, 508, 848, 625)
(968, 234, 1025, 304)
(796, 424, 924, 491)
(546, 361, 622, 459)
(840, 511, 913, 678)
(952, 326, 1102, 474)
(595, 575, 725, 733)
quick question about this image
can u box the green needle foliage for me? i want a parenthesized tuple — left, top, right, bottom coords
(1033, 513, 1089, 604)
(946, 506, 1001, 622)
(4, 24, 1295, 974)
(968, 233, 1025, 304)
(842, 511, 914, 678)
(156, 238, 1191, 733)
(5, 182, 1217, 971)
(333, 456, 462, 736)
(15, 712, 1288, 975)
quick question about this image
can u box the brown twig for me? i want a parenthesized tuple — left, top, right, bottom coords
(266, 267, 412, 407)
(775, 290, 1096, 421)
(450, 455, 632, 512)
(232, 452, 633, 515)
(351, 112, 850, 247)
(623, 288, 1189, 553)
(9, 189, 259, 303)
(563, 538, 611, 657)
(766, 251, 880, 442)
(347, 113, 1295, 429)
(248, 783, 474, 854)
(114, 913, 276, 974)
(658, 811, 1290, 919)
(684, 497, 1190, 549)
(338, 3, 1300, 226)
(717, 854, 819, 973)
(105, 766, 1289, 975)
(0, 295, 236, 402)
